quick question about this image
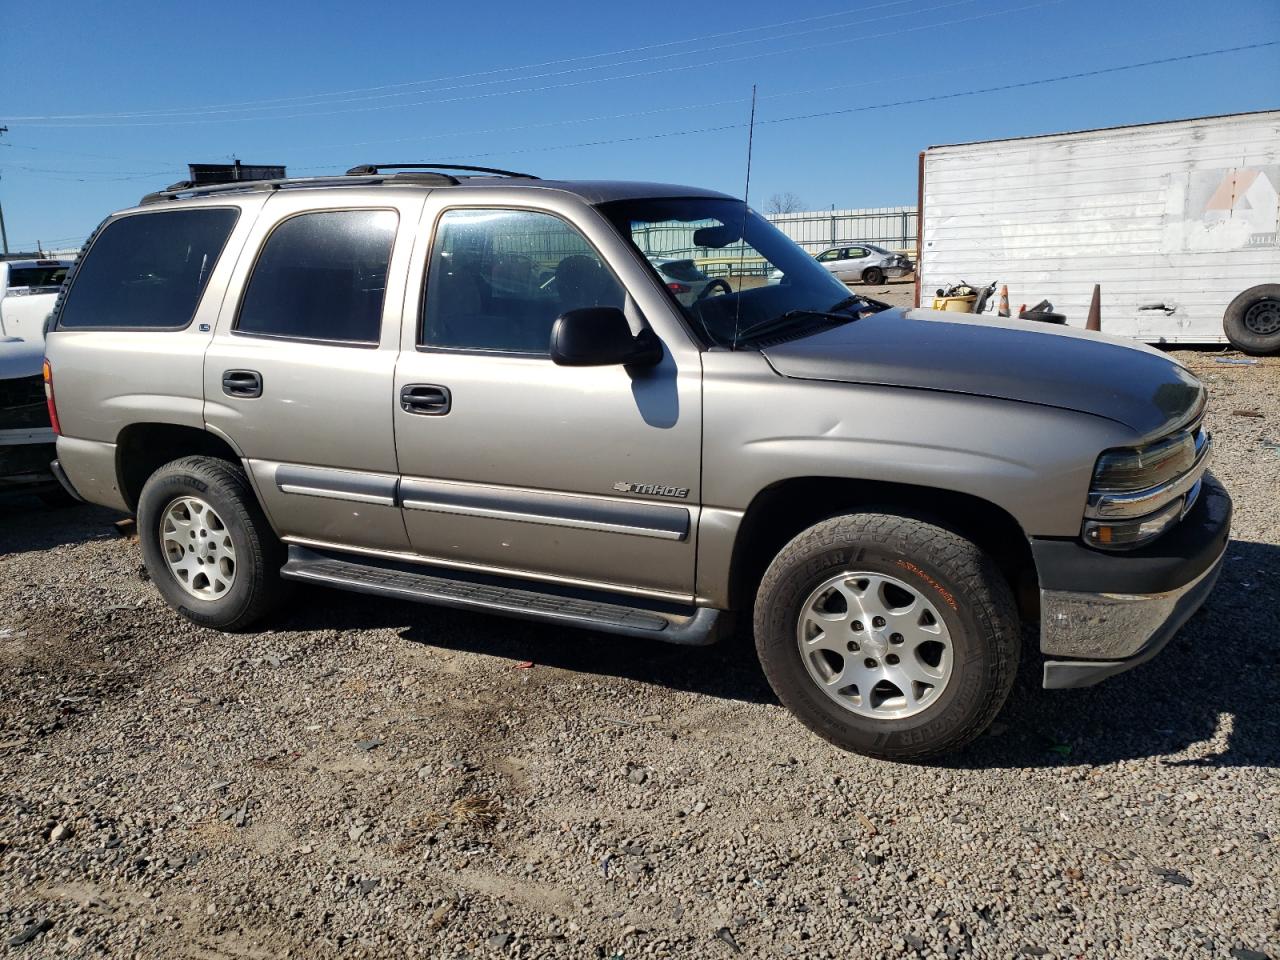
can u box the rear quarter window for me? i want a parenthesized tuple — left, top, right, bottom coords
(56, 208, 239, 330)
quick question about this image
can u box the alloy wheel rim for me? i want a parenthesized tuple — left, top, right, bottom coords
(160, 496, 236, 600)
(796, 571, 953, 720)
(1243, 298, 1280, 336)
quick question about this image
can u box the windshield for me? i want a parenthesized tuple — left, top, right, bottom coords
(600, 197, 884, 349)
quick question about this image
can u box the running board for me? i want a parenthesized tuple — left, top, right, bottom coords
(280, 546, 721, 645)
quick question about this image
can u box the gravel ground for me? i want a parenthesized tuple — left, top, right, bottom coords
(1, 347, 1277, 960)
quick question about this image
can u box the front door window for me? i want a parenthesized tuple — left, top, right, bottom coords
(422, 208, 624, 355)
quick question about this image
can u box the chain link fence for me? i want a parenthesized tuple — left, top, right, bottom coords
(766, 206, 918, 257)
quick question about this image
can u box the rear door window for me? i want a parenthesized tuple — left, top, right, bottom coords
(56, 208, 239, 330)
(235, 209, 397, 345)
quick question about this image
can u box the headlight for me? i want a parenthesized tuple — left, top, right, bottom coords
(1091, 431, 1196, 492)
(1082, 426, 1209, 551)
(1082, 497, 1184, 550)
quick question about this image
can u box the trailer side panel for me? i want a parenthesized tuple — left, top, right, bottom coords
(919, 111, 1280, 343)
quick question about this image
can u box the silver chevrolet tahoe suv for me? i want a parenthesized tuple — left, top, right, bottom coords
(43, 164, 1231, 759)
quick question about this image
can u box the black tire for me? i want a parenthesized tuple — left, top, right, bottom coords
(1223, 284, 1280, 354)
(754, 513, 1020, 760)
(862, 266, 885, 286)
(697, 278, 734, 300)
(137, 456, 285, 631)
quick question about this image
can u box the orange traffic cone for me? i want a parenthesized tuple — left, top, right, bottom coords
(1017, 303, 1026, 318)
(1085, 284, 1102, 331)
(997, 284, 1010, 317)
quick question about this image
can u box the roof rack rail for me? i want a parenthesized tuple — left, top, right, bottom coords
(344, 163, 539, 179)
(137, 164, 533, 206)
(138, 171, 463, 205)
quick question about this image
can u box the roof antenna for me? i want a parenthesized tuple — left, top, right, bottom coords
(731, 84, 757, 350)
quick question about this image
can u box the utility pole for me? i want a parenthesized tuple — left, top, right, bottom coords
(0, 126, 9, 256)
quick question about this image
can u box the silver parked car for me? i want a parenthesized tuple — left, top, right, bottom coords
(646, 256, 733, 306)
(45, 164, 1228, 759)
(814, 243, 913, 285)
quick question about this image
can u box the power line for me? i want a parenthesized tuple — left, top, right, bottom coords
(18, 34, 1257, 179)
(5, 235, 86, 249)
(4, 35, 1268, 183)
(3, 171, 172, 183)
(424, 41, 1279, 162)
(0, 18, 1210, 172)
(0, 140, 186, 166)
(8, 40, 1271, 248)
(278, 21, 1211, 160)
(7, 0, 1060, 128)
(6, 44, 1022, 171)
(770, 41, 1280, 125)
(1, 163, 172, 177)
(1, 0, 927, 122)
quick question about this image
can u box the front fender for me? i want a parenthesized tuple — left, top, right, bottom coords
(701, 353, 1135, 537)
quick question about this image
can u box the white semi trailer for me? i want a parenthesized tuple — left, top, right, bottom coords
(916, 110, 1280, 353)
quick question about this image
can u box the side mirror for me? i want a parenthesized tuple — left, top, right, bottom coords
(550, 307, 662, 368)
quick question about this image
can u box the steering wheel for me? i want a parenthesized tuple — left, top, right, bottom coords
(697, 278, 734, 301)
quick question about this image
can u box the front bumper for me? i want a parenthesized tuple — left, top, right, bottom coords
(1032, 473, 1232, 689)
(0, 432, 58, 492)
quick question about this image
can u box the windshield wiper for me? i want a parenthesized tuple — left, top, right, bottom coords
(732, 308, 856, 347)
(828, 293, 869, 313)
(831, 292, 892, 313)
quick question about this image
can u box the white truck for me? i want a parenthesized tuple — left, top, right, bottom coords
(916, 110, 1280, 353)
(0, 258, 72, 342)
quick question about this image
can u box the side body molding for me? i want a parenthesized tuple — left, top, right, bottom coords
(399, 478, 690, 541)
(274, 463, 397, 506)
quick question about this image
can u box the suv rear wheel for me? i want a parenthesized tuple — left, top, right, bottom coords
(137, 456, 285, 631)
(754, 513, 1019, 760)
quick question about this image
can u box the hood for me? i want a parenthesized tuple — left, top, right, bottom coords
(0, 337, 45, 381)
(760, 307, 1204, 437)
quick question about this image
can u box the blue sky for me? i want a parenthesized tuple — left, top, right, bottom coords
(2, 0, 1277, 251)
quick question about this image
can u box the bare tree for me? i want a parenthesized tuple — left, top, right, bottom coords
(766, 192, 805, 215)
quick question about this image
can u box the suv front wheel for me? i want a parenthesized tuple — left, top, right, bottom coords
(754, 513, 1019, 760)
(137, 456, 285, 631)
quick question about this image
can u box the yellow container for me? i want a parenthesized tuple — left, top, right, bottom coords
(931, 295, 977, 313)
